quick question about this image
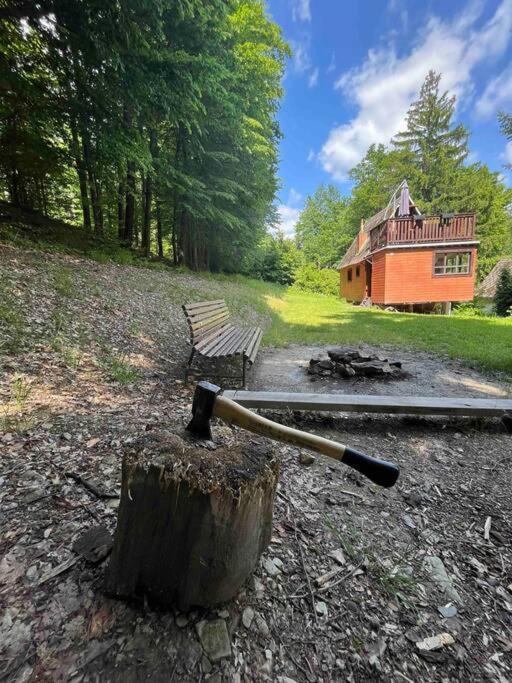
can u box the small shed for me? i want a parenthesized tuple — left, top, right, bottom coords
(476, 258, 512, 299)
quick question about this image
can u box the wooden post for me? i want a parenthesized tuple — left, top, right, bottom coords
(442, 301, 452, 315)
(105, 431, 279, 610)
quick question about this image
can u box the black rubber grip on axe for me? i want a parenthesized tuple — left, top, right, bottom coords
(343, 447, 399, 488)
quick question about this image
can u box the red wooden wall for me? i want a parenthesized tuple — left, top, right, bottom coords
(372, 247, 477, 305)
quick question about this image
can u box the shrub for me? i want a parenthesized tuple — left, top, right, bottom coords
(494, 267, 512, 316)
(292, 264, 339, 297)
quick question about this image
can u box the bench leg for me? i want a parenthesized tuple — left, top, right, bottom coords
(185, 348, 195, 383)
(242, 354, 247, 389)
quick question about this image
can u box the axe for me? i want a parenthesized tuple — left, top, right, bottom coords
(186, 381, 399, 488)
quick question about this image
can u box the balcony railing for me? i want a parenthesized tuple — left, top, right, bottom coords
(370, 213, 476, 252)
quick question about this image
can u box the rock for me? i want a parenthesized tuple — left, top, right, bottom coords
(438, 604, 458, 618)
(242, 607, 254, 629)
(416, 633, 455, 651)
(335, 363, 356, 377)
(317, 359, 334, 371)
(315, 601, 328, 617)
(195, 619, 232, 662)
(176, 615, 188, 628)
(299, 451, 316, 466)
(253, 577, 265, 598)
(201, 655, 212, 674)
(254, 613, 270, 636)
(423, 556, 463, 604)
(263, 558, 281, 577)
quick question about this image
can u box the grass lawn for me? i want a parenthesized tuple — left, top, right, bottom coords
(253, 289, 512, 375)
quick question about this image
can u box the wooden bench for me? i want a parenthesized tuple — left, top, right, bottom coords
(182, 300, 262, 387)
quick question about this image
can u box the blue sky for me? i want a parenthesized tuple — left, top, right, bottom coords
(266, 0, 512, 236)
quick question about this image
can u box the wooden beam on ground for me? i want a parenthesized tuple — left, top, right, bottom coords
(222, 391, 512, 417)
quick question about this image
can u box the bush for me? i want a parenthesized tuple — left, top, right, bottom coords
(292, 264, 339, 297)
(494, 267, 512, 316)
(452, 302, 484, 317)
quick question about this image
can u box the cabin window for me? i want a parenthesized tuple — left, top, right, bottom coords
(347, 268, 352, 282)
(356, 266, 360, 277)
(434, 251, 471, 276)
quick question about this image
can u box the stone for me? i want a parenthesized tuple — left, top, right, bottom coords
(423, 556, 463, 604)
(438, 604, 458, 618)
(263, 558, 281, 577)
(255, 613, 270, 636)
(299, 451, 316, 466)
(201, 655, 212, 674)
(176, 615, 188, 628)
(317, 359, 334, 371)
(315, 601, 328, 617)
(242, 607, 254, 629)
(336, 363, 356, 377)
(195, 619, 232, 662)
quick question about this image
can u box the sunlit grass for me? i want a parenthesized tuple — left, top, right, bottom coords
(254, 289, 512, 374)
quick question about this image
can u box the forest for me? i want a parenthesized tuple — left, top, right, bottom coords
(0, 0, 289, 271)
(1, 4, 511, 282)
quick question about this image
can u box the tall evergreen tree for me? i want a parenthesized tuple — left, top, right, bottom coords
(393, 70, 468, 210)
(494, 266, 512, 316)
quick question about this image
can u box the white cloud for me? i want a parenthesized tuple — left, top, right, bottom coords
(291, 0, 311, 22)
(320, 0, 512, 180)
(288, 188, 303, 205)
(276, 204, 301, 237)
(307, 148, 315, 162)
(475, 65, 512, 118)
(308, 67, 319, 88)
(291, 38, 311, 74)
(502, 141, 512, 166)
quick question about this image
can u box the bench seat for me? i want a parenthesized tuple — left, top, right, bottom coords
(182, 300, 262, 386)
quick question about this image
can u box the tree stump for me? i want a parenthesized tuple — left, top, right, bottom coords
(105, 429, 279, 610)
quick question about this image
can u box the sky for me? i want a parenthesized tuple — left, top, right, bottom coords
(266, 0, 512, 237)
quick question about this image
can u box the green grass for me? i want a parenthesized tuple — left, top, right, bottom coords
(99, 352, 139, 385)
(255, 289, 512, 374)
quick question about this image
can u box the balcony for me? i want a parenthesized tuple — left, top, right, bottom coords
(370, 213, 476, 252)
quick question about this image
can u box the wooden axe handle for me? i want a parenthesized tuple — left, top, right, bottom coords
(213, 396, 399, 488)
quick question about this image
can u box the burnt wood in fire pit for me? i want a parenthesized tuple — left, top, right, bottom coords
(105, 430, 279, 610)
(308, 348, 403, 380)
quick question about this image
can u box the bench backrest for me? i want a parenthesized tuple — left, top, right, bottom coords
(182, 300, 231, 345)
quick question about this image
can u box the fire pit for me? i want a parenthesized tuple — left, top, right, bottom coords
(308, 347, 404, 380)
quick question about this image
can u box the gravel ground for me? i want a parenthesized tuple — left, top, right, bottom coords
(1, 246, 511, 682)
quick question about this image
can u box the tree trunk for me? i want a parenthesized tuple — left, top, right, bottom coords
(117, 169, 125, 242)
(156, 199, 163, 258)
(124, 161, 136, 246)
(105, 431, 279, 610)
(142, 171, 151, 257)
(70, 117, 91, 231)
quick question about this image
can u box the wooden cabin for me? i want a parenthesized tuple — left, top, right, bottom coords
(338, 181, 478, 312)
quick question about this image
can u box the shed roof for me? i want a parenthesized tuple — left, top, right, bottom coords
(476, 258, 512, 298)
(337, 234, 370, 270)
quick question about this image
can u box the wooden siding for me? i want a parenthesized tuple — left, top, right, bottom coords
(373, 247, 477, 305)
(371, 252, 386, 303)
(339, 264, 366, 302)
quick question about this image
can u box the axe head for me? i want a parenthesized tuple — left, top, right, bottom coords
(186, 381, 222, 439)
